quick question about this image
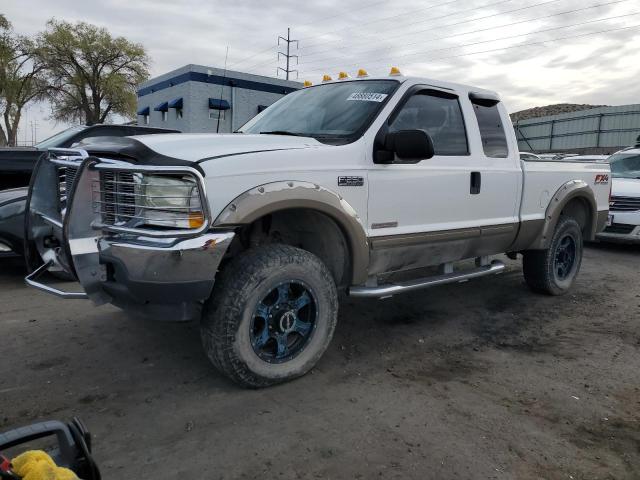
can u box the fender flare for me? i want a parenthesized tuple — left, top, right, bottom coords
(528, 180, 598, 250)
(213, 181, 369, 284)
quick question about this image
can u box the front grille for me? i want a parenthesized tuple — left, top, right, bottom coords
(609, 196, 640, 212)
(99, 171, 137, 225)
(603, 223, 636, 235)
(58, 166, 79, 209)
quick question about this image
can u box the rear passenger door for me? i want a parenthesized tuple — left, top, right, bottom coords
(466, 93, 521, 236)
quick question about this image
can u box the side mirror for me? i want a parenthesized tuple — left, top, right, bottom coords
(374, 129, 435, 164)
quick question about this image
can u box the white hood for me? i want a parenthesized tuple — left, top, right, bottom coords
(131, 133, 325, 162)
(611, 177, 640, 197)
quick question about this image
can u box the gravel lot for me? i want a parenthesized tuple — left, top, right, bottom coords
(1, 243, 639, 479)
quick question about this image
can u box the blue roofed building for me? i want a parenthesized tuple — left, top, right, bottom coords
(136, 64, 302, 133)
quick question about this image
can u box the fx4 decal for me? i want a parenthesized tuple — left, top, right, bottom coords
(594, 174, 609, 185)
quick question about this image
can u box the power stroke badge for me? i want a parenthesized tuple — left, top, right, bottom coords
(338, 176, 364, 187)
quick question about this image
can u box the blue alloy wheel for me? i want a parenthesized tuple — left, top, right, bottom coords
(250, 281, 318, 363)
(554, 234, 576, 280)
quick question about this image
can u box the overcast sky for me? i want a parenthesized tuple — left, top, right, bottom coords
(4, 0, 640, 142)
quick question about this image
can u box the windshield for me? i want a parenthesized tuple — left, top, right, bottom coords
(239, 80, 399, 142)
(35, 125, 87, 150)
(609, 152, 640, 179)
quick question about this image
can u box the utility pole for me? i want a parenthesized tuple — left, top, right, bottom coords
(277, 28, 298, 80)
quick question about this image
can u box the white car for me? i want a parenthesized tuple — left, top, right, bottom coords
(519, 151, 541, 161)
(568, 155, 610, 163)
(597, 146, 640, 243)
(25, 74, 610, 387)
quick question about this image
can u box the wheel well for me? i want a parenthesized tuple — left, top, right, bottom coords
(222, 208, 352, 288)
(561, 196, 593, 238)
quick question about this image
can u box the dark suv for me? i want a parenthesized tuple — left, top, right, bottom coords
(0, 124, 180, 258)
(1, 124, 180, 190)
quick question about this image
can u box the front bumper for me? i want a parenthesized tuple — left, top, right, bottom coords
(97, 232, 234, 306)
(25, 149, 235, 316)
(596, 224, 640, 243)
(596, 210, 640, 244)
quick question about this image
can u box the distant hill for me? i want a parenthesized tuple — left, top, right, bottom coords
(510, 103, 607, 122)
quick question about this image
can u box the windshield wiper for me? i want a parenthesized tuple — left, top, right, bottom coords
(259, 130, 304, 136)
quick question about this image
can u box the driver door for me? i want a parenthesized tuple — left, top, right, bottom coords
(366, 86, 516, 274)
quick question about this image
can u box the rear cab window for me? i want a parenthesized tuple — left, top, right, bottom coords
(469, 93, 509, 158)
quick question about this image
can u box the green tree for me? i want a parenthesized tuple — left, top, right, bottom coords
(37, 20, 149, 125)
(0, 15, 47, 146)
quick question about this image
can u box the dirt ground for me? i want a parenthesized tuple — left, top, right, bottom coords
(1, 243, 639, 480)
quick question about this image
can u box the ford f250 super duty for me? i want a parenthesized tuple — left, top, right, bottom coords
(24, 74, 610, 387)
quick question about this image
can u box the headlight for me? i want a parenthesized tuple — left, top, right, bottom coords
(140, 174, 205, 229)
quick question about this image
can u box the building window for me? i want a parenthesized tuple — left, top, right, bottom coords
(209, 109, 225, 120)
(162, 111, 168, 121)
(176, 109, 183, 119)
(143, 114, 149, 125)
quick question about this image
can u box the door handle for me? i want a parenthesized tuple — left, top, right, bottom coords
(470, 172, 481, 194)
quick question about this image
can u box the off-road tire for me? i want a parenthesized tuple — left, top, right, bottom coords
(201, 244, 338, 388)
(523, 216, 583, 295)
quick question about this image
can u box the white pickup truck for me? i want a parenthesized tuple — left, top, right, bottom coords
(597, 143, 640, 243)
(25, 74, 610, 387)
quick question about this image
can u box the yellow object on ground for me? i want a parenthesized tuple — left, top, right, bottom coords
(11, 451, 77, 480)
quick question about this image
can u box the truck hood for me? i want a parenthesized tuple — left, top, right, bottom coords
(0, 187, 28, 207)
(131, 133, 324, 162)
(76, 133, 327, 169)
(611, 177, 640, 197)
(0, 148, 42, 173)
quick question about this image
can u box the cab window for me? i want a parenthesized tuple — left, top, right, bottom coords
(471, 98, 509, 158)
(389, 90, 468, 156)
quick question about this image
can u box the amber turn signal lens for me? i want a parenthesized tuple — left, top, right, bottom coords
(189, 212, 205, 228)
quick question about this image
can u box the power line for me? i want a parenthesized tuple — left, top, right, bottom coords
(300, 14, 640, 74)
(227, 44, 277, 69)
(300, 0, 576, 59)
(243, 54, 280, 73)
(245, 0, 517, 74)
(231, 0, 456, 71)
(295, 0, 395, 31)
(298, 0, 631, 66)
(236, 0, 550, 75)
(423, 23, 640, 65)
(298, 0, 462, 44)
(299, 0, 517, 52)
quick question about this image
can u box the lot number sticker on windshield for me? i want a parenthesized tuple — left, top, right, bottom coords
(346, 92, 388, 102)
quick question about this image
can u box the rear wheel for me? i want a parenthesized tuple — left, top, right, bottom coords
(523, 216, 583, 295)
(200, 244, 338, 388)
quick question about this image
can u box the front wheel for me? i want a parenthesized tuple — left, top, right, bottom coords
(522, 216, 583, 295)
(201, 244, 338, 388)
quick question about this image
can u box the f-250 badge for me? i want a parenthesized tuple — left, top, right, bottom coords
(594, 174, 609, 184)
(338, 176, 364, 187)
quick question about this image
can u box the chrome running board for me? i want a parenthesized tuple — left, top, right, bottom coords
(349, 260, 506, 298)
